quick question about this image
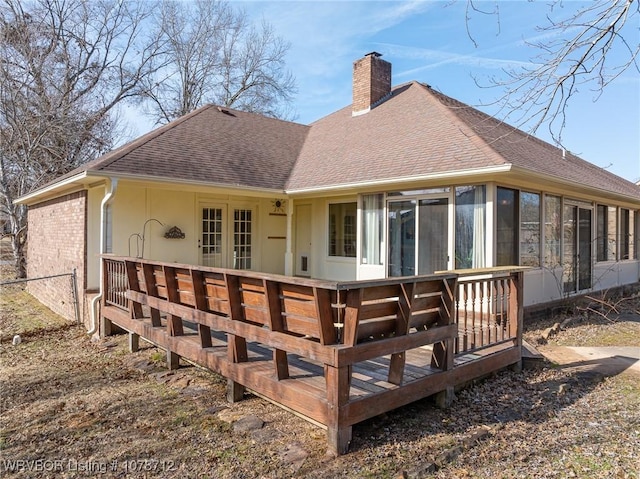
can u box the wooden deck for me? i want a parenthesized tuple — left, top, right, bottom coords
(101, 257, 523, 455)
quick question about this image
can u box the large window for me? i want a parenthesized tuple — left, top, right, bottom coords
(329, 202, 357, 257)
(596, 205, 620, 261)
(520, 192, 541, 267)
(544, 195, 561, 267)
(631, 210, 640, 259)
(596, 205, 609, 261)
(361, 194, 384, 265)
(620, 208, 631, 260)
(496, 188, 540, 267)
(496, 187, 518, 266)
(455, 185, 485, 269)
(607, 206, 618, 259)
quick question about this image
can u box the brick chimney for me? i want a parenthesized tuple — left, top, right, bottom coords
(352, 52, 391, 116)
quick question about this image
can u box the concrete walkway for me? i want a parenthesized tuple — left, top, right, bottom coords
(535, 344, 640, 377)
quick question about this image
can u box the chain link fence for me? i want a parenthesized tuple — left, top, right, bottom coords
(0, 270, 80, 324)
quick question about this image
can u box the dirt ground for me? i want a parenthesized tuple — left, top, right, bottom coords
(1, 254, 639, 478)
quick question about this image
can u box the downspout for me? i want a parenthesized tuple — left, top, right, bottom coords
(88, 178, 118, 336)
(284, 198, 294, 276)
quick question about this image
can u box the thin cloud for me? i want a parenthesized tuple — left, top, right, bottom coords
(380, 43, 533, 77)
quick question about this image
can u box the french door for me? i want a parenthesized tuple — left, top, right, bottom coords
(200, 205, 253, 269)
(387, 197, 449, 277)
(200, 206, 225, 267)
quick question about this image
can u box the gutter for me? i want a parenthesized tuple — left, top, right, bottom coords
(285, 164, 513, 195)
(506, 166, 640, 206)
(84, 171, 287, 197)
(14, 171, 89, 205)
(88, 178, 118, 336)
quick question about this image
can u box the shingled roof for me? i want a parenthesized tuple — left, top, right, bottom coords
(24, 78, 640, 202)
(56, 104, 309, 191)
(431, 86, 640, 199)
(287, 81, 640, 199)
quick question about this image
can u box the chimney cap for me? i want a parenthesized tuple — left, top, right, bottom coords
(364, 51, 383, 58)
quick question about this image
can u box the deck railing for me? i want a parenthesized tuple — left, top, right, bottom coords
(100, 256, 522, 455)
(455, 269, 523, 355)
(104, 258, 128, 309)
(103, 258, 523, 354)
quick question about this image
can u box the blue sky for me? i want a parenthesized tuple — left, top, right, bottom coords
(127, 1, 640, 182)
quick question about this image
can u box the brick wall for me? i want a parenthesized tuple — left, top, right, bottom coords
(27, 191, 87, 324)
(352, 53, 391, 114)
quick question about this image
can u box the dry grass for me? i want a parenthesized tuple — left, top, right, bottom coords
(1, 247, 639, 478)
(523, 293, 640, 348)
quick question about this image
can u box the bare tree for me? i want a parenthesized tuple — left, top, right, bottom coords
(469, 0, 639, 143)
(0, 0, 161, 277)
(143, 0, 296, 124)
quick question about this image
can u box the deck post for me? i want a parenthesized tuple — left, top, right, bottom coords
(225, 273, 248, 402)
(388, 282, 413, 385)
(163, 266, 185, 337)
(227, 379, 245, 403)
(509, 271, 524, 372)
(325, 365, 352, 456)
(100, 314, 113, 337)
(431, 278, 457, 372)
(100, 261, 113, 337)
(141, 263, 162, 327)
(129, 332, 139, 352)
(435, 386, 455, 409)
(167, 350, 180, 370)
(124, 260, 143, 319)
(191, 270, 213, 349)
(264, 280, 289, 380)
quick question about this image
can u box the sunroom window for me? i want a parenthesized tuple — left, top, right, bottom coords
(631, 211, 640, 259)
(455, 185, 485, 269)
(496, 187, 518, 266)
(520, 192, 541, 267)
(496, 188, 541, 268)
(543, 195, 561, 267)
(361, 194, 383, 265)
(596, 205, 617, 261)
(620, 208, 631, 260)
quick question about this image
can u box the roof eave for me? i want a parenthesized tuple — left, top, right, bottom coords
(285, 164, 513, 195)
(508, 166, 640, 205)
(14, 171, 90, 205)
(89, 171, 287, 196)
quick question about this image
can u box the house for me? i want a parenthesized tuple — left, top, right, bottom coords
(17, 53, 640, 330)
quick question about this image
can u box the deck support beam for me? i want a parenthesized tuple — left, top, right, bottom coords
(326, 365, 351, 456)
(100, 315, 113, 337)
(129, 332, 140, 352)
(227, 379, 245, 403)
(435, 386, 455, 409)
(167, 350, 180, 370)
